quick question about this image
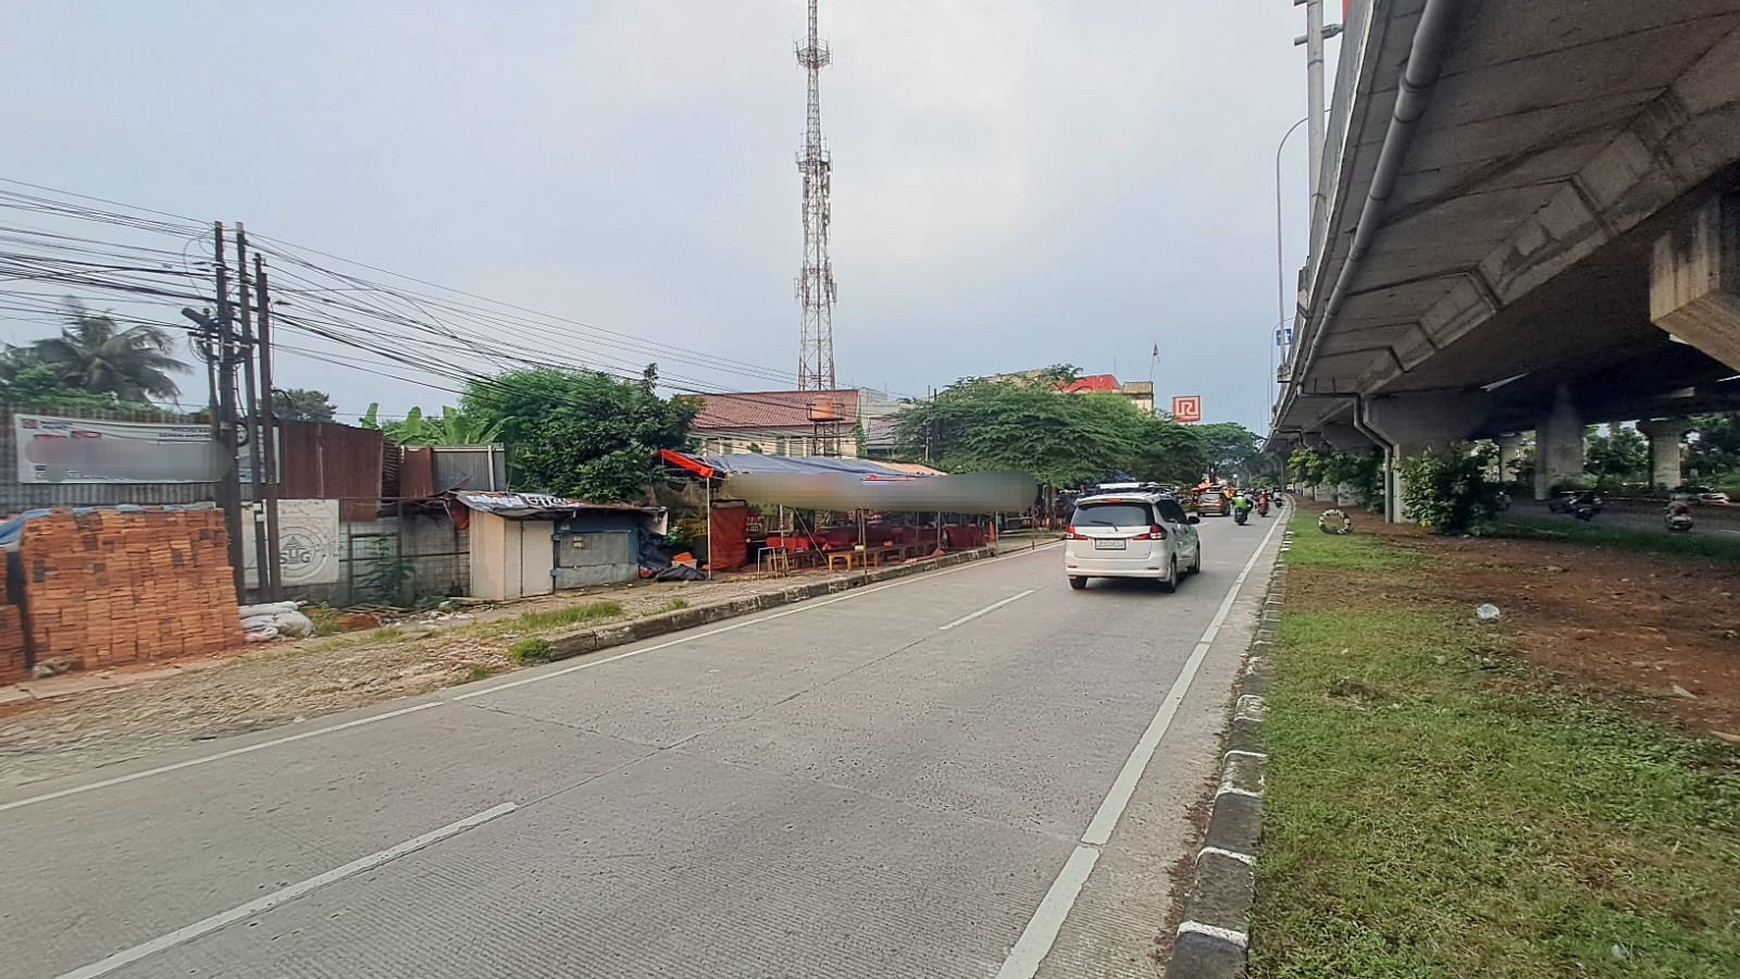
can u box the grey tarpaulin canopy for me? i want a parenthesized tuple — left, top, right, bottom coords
(656, 450, 1032, 513)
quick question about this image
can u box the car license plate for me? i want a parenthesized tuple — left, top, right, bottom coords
(1093, 538, 1126, 550)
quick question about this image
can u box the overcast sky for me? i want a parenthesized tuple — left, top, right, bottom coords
(2, 0, 1326, 431)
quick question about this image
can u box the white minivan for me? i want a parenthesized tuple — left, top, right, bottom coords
(1065, 490, 1202, 592)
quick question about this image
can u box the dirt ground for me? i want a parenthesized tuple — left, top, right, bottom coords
(1297, 503, 1740, 740)
(0, 568, 864, 789)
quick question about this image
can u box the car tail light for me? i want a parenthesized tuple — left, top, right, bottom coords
(1132, 525, 1167, 541)
(1065, 527, 1087, 540)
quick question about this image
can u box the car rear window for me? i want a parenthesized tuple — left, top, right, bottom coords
(1155, 499, 1188, 522)
(1074, 502, 1153, 527)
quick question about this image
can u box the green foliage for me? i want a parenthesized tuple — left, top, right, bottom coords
(305, 604, 341, 636)
(460, 365, 698, 502)
(272, 388, 337, 422)
(1586, 423, 1648, 488)
(511, 600, 622, 631)
(507, 637, 552, 663)
(1398, 447, 1504, 535)
(357, 539, 416, 605)
(654, 598, 690, 614)
(1289, 448, 1383, 509)
(378, 404, 505, 446)
(891, 375, 1205, 486)
(1688, 412, 1740, 482)
(1287, 448, 1328, 486)
(1195, 421, 1262, 478)
(9, 301, 190, 403)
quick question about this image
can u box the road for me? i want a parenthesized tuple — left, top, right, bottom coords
(2, 513, 1285, 979)
(1511, 500, 1740, 536)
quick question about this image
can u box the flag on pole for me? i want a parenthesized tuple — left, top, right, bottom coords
(1151, 344, 1159, 359)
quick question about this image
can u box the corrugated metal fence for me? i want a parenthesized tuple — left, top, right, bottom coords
(0, 405, 219, 513)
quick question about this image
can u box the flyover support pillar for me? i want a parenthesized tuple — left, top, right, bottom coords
(1534, 384, 1585, 500)
(1651, 193, 1740, 370)
(1361, 392, 1491, 524)
(1497, 433, 1527, 483)
(1635, 417, 1692, 490)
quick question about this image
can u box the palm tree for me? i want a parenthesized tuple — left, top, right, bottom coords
(31, 300, 189, 402)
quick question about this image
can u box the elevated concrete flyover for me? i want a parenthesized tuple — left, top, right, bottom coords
(1273, 0, 1740, 516)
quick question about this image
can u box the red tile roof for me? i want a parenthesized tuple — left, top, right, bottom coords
(1059, 374, 1120, 393)
(688, 389, 862, 431)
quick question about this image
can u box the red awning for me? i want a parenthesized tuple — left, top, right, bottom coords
(657, 448, 717, 479)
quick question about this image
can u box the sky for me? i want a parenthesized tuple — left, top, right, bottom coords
(1, 0, 1327, 431)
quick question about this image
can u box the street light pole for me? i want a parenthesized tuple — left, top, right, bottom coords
(1273, 116, 1308, 419)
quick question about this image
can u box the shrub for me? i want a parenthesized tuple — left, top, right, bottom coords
(1399, 448, 1505, 535)
(508, 637, 552, 663)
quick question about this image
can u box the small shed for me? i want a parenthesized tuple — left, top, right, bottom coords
(457, 492, 668, 601)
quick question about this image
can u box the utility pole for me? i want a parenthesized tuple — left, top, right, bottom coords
(1295, 0, 1343, 271)
(253, 255, 284, 602)
(213, 222, 245, 599)
(234, 225, 270, 602)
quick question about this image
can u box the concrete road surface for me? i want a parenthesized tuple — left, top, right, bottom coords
(2, 512, 1286, 979)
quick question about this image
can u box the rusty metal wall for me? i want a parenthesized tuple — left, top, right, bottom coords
(278, 422, 385, 520)
(0, 406, 218, 515)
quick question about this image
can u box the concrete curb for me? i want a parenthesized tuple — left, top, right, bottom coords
(1165, 526, 1293, 979)
(537, 546, 1001, 662)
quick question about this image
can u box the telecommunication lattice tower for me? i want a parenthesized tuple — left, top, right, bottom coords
(794, 0, 836, 390)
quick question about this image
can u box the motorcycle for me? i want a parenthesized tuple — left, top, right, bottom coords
(1667, 509, 1694, 533)
(1233, 507, 1250, 526)
(1257, 500, 1271, 518)
(1571, 503, 1596, 522)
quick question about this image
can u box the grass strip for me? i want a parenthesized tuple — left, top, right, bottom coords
(1251, 520, 1740, 979)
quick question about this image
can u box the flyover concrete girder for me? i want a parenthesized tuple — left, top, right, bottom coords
(1652, 193, 1740, 371)
(1278, 8, 1740, 438)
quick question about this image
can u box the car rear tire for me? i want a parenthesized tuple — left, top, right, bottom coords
(1157, 557, 1178, 593)
(1068, 576, 1087, 590)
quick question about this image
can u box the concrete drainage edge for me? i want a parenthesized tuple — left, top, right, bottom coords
(1165, 527, 1293, 979)
(538, 546, 1000, 663)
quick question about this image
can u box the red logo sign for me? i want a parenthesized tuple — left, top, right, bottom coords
(1172, 395, 1202, 423)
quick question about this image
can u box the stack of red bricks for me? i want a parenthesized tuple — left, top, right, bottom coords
(20, 508, 243, 670)
(0, 556, 26, 684)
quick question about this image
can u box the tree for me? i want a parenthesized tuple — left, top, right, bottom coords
(28, 300, 188, 402)
(1688, 413, 1740, 483)
(1398, 448, 1505, 535)
(272, 388, 337, 422)
(1194, 422, 1262, 479)
(891, 375, 1205, 487)
(1585, 423, 1647, 487)
(460, 365, 699, 501)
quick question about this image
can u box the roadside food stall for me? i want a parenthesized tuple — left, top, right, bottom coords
(655, 450, 1031, 575)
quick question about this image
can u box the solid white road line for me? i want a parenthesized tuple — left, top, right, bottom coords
(938, 589, 1036, 631)
(0, 702, 442, 815)
(51, 802, 519, 979)
(993, 513, 1285, 979)
(1080, 513, 1284, 846)
(1, 542, 1063, 812)
(992, 845, 1100, 979)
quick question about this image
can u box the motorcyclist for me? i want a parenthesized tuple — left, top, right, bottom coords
(1231, 491, 1254, 522)
(1666, 499, 1693, 529)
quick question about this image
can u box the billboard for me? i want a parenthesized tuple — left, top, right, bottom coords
(14, 413, 224, 484)
(1171, 396, 1203, 423)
